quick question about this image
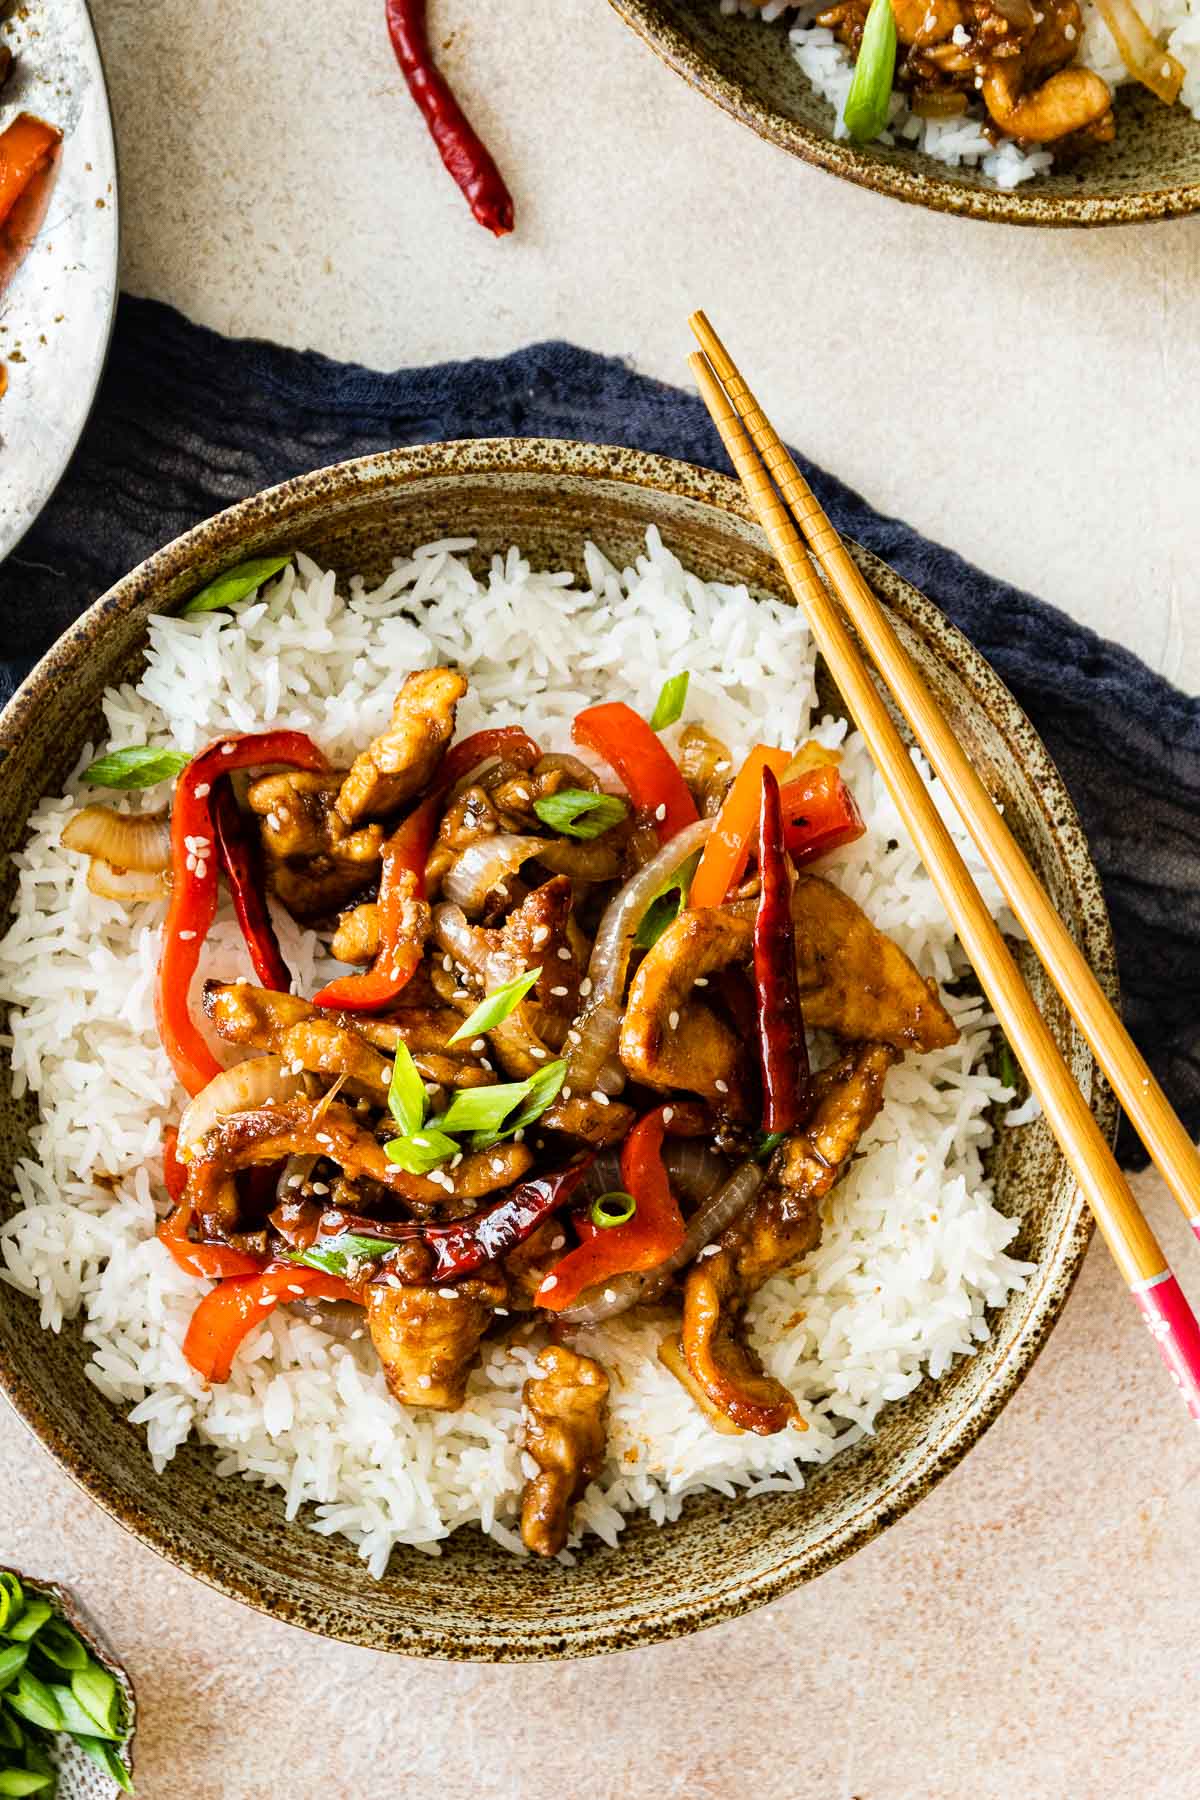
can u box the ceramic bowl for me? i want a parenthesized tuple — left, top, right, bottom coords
(607, 0, 1200, 225)
(0, 440, 1115, 1659)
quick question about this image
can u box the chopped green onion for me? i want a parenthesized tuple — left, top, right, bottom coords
(0, 1717, 21, 1752)
(4, 1606, 49, 1646)
(76, 1737, 135, 1794)
(7, 1673, 61, 1734)
(649, 671, 690, 731)
(842, 0, 897, 143)
(181, 552, 293, 617)
(387, 1041, 427, 1138)
(590, 1190, 636, 1229)
(633, 848, 703, 950)
(27, 1619, 87, 1672)
(996, 1037, 1019, 1092)
(445, 967, 541, 1046)
(286, 1233, 403, 1279)
(0, 1578, 21, 1636)
(532, 789, 628, 840)
(754, 1131, 787, 1164)
(383, 1129, 459, 1175)
(70, 1662, 119, 1737)
(467, 1059, 567, 1150)
(82, 746, 190, 790)
(0, 1648, 27, 1693)
(0, 1770, 54, 1795)
(435, 1079, 534, 1138)
(50, 1684, 122, 1741)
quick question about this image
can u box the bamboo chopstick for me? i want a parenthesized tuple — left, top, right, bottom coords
(686, 332, 1200, 1419)
(691, 307, 1200, 1250)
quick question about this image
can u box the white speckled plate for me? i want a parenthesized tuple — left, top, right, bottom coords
(0, 0, 118, 565)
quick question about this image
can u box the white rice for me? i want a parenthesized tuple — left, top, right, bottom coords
(723, 0, 1200, 187)
(0, 532, 1034, 1573)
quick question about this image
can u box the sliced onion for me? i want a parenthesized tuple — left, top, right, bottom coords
(536, 839, 621, 883)
(564, 818, 713, 1097)
(1095, 0, 1183, 104)
(177, 1054, 315, 1157)
(556, 1160, 763, 1326)
(442, 834, 543, 915)
(62, 805, 171, 872)
(662, 1139, 731, 1206)
(87, 860, 168, 902)
(432, 903, 553, 1067)
(275, 1152, 320, 1204)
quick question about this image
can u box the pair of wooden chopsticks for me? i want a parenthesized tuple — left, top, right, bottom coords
(688, 311, 1200, 1419)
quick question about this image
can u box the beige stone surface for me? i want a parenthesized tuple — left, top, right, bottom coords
(5, 2, 1200, 1795)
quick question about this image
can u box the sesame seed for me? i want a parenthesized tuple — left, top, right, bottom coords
(714, 1079, 729, 1094)
(668, 1009, 680, 1031)
(533, 926, 550, 945)
(417, 1374, 432, 1389)
(387, 1273, 402, 1288)
(185, 853, 196, 872)
(557, 946, 572, 961)
(258, 1294, 274, 1306)
(591, 1089, 610, 1107)
(1064, 20, 1075, 35)
(179, 929, 196, 941)
(714, 760, 730, 773)
(287, 1284, 305, 1296)
(451, 1152, 463, 1169)
(438, 1288, 457, 1300)
(351, 1328, 364, 1339)
(491, 1158, 505, 1173)
(316, 1132, 333, 1146)
(193, 782, 211, 799)
(287, 1174, 303, 1189)
(220, 743, 235, 755)
(604, 1289, 618, 1303)
(311, 1181, 329, 1196)
(655, 803, 667, 822)
(579, 977, 593, 997)
(693, 976, 708, 988)
(699, 1244, 720, 1259)
(194, 861, 207, 880)
(530, 1046, 547, 1060)
(442, 955, 454, 972)
(494, 1307, 509, 1318)
(480, 1057, 494, 1071)
(550, 1235, 565, 1250)
(561, 1087, 572, 1101)
(471, 1038, 486, 1054)
(542, 1275, 557, 1290)
(1162, 59, 1172, 77)
(662, 1106, 674, 1124)
(550, 985, 569, 997)
(267, 813, 282, 832)
(453, 989, 470, 1001)
(565, 1029, 580, 1046)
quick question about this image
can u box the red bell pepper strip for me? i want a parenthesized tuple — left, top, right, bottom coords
(572, 702, 698, 845)
(779, 764, 866, 868)
(754, 767, 809, 1134)
(536, 1109, 686, 1310)
(690, 744, 792, 910)
(312, 1159, 594, 1284)
(0, 114, 61, 235)
(156, 731, 329, 1096)
(162, 1126, 187, 1205)
(211, 778, 292, 992)
(183, 1266, 360, 1383)
(312, 725, 540, 1014)
(385, 0, 515, 237)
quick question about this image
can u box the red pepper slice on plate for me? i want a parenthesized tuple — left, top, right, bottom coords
(754, 766, 809, 1135)
(536, 1108, 686, 1310)
(156, 731, 329, 1096)
(211, 779, 292, 992)
(572, 702, 698, 845)
(384, 0, 515, 237)
(779, 764, 865, 867)
(689, 744, 792, 910)
(312, 726, 540, 1014)
(183, 1266, 360, 1383)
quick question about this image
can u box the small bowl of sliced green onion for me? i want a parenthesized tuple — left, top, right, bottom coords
(0, 1571, 134, 1797)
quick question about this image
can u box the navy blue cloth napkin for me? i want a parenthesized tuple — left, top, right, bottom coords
(2, 295, 1197, 1167)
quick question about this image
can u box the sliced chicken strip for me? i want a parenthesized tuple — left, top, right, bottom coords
(247, 772, 384, 921)
(365, 1266, 506, 1409)
(336, 667, 467, 826)
(520, 1346, 610, 1557)
(619, 908, 753, 1117)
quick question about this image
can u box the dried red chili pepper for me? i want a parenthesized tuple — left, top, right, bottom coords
(211, 778, 292, 992)
(385, 0, 515, 237)
(754, 765, 809, 1134)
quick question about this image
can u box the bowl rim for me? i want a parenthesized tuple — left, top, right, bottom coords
(606, 0, 1200, 228)
(0, 438, 1115, 1657)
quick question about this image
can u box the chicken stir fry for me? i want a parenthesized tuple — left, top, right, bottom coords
(67, 669, 975, 1557)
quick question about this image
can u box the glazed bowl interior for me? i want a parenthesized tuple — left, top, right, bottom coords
(0, 441, 1113, 1660)
(607, 0, 1200, 226)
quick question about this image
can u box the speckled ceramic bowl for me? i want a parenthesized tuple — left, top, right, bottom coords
(0, 441, 1115, 1660)
(608, 0, 1200, 225)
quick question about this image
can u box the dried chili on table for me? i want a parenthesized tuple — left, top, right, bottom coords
(211, 778, 292, 992)
(156, 730, 330, 1096)
(313, 725, 540, 1014)
(385, 0, 515, 236)
(753, 766, 809, 1134)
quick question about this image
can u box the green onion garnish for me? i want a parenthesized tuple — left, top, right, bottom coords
(754, 1131, 787, 1164)
(0, 1579, 134, 1791)
(996, 1037, 1019, 1093)
(445, 967, 542, 1046)
(649, 671, 690, 731)
(182, 552, 294, 616)
(75, 1737, 135, 1792)
(4, 1605, 50, 1646)
(82, 746, 190, 790)
(286, 1232, 404, 1279)
(7, 1674, 62, 1735)
(0, 1771, 54, 1795)
(467, 1059, 567, 1150)
(842, 0, 897, 143)
(383, 1129, 460, 1175)
(532, 789, 628, 839)
(0, 1646, 28, 1691)
(0, 1576, 22, 1635)
(633, 848, 703, 950)
(590, 1190, 637, 1228)
(386, 1041, 427, 1138)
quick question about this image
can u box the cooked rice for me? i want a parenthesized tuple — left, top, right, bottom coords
(724, 0, 1200, 188)
(0, 531, 1034, 1572)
